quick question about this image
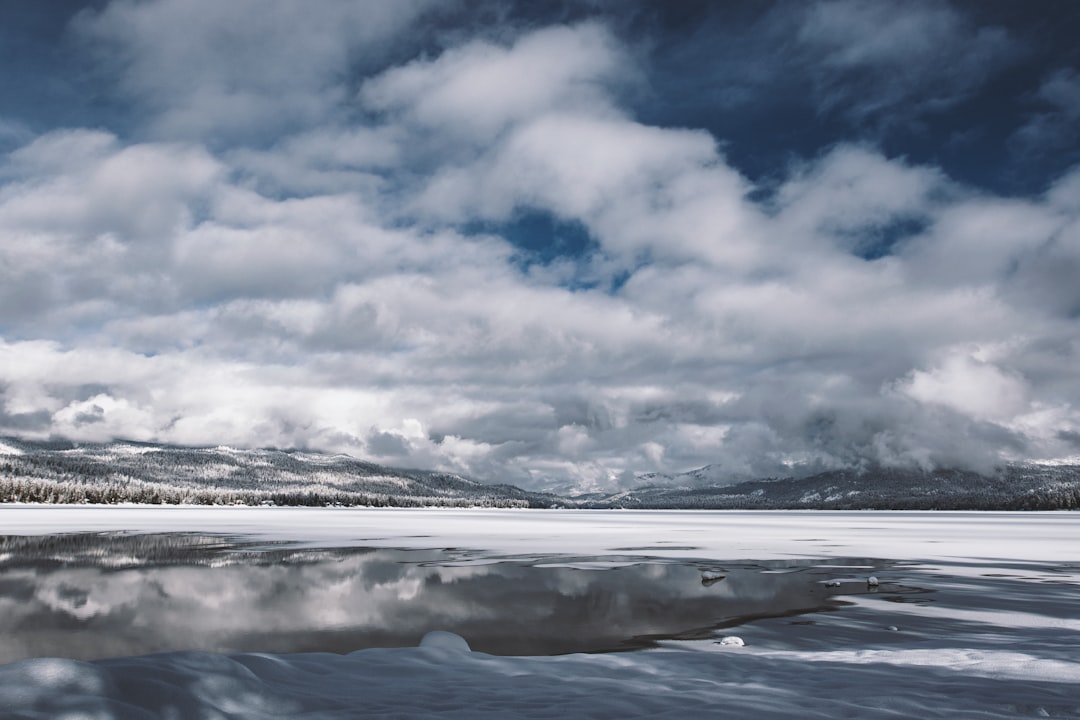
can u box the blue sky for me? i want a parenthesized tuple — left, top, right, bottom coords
(1, 0, 1078, 492)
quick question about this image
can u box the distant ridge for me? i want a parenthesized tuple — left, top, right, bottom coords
(2, 439, 1078, 510)
(577, 465, 1080, 511)
(0, 439, 559, 508)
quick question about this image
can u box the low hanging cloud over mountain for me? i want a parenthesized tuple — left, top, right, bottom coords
(1, 1, 1078, 493)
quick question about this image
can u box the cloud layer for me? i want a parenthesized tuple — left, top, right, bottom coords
(1, 2, 1079, 492)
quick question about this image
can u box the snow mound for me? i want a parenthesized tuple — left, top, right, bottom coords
(3, 644, 1078, 719)
(419, 630, 471, 653)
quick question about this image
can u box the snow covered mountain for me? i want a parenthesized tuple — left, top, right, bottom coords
(0, 439, 559, 508)
(635, 464, 756, 489)
(583, 465, 1080, 510)
(2, 438, 1079, 509)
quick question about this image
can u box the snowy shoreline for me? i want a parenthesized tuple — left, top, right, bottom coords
(1, 505, 1076, 563)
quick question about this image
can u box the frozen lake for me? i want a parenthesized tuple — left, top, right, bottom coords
(0, 507, 1078, 719)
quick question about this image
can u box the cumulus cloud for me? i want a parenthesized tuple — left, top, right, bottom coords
(0, 131, 222, 332)
(361, 22, 627, 145)
(771, 145, 944, 257)
(901, 351, 1028, 423)
(1, 4, 1078, 492)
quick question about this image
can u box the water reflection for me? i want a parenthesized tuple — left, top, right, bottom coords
(0, 533, 892, 662)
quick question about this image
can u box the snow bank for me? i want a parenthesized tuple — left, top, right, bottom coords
(3, 637, 1078, 719)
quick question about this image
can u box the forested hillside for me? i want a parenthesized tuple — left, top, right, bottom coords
(0, 439, 557, 508)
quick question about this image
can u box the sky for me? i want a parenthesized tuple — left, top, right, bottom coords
(1, 0, 1078, 493)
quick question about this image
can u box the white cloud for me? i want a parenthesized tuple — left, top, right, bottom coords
(74, 0, 438, 142)
(415, 111, 756, 279)
(903, 196, 1064, 286)
(3, 130, 220, 240)
(228, 126, 403, 196)
(901, 351, 1029, 423)
(1, 13, 1078, 492)
(0, 131, 222, 331)
(773, 145, 943, 254)
(52, 394, 157, 442)
(360, 23, 626, 144)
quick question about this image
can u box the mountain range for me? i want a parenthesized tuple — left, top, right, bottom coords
(2, 439, 1078, 511)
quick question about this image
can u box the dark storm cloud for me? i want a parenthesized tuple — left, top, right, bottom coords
(364, 430, 412, 459)
(0, 1, 1078, 491)
(0, 408, 52, 433)
(635, 0, 1018, 130)
(794, 0, 1018, 127)
(625, 0, 1079, 194)
(0, 2, 116, 142)
(1010, 68, 1080, 169)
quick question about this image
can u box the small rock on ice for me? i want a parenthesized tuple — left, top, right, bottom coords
(887, 626, 899, 632)
(718, 636, 745, 647)
(701, 571, 726, 586)
(419, 631, 471, 653)
(867, 576, 879, 587)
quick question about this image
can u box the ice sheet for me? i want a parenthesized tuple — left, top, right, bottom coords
(1, 506, 1076, 563)
(1, 507, 1077, 719)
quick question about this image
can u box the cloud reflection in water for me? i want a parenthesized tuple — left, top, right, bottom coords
(0, 533, 888, 661)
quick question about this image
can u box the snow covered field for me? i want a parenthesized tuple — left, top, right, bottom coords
(1, 507, 1078, 719)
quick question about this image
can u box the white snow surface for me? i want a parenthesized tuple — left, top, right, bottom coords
(1, 507, 1078, 719)
(0, 506, 1076, 563)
